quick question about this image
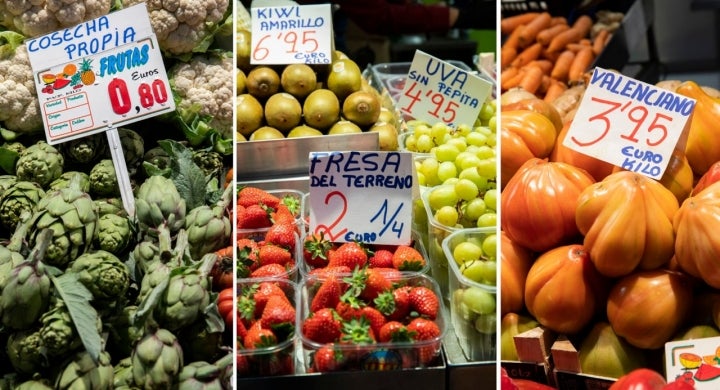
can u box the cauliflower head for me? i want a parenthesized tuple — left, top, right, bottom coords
(124, 0, 230, 56)
(0, 32, 43, 135)
(169, 52, 233, 141)
(0, 0, 113, 38)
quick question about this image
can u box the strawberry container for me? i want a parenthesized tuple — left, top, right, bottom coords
(297, 272, 447, 373)
(236, 188, 305, 237)
(442, 227, 497, 362)
(236, 230, 301, 282)
(237, 277, 299, 378)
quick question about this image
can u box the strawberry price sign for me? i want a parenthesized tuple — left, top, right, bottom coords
(250, 4, 333, 65)
(397, 50, 493, 128)
(563, 67, 696, 180)
(308, 151, 414, 245)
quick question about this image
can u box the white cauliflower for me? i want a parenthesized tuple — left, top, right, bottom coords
(169, 51, 234, 144)
(124, 0, 230, 56)
(0, 0, 113, 38)
(0, 32, 43, 135)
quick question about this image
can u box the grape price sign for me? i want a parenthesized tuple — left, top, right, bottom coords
(398, 50, 493, 128)
(307, 151, 414, 245)
(250, 4, 333, 65)
(563, 67, 696, 180)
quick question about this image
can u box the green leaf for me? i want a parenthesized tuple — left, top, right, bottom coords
(133, 274, 169, 326)
(0, 31, 25, 58)
(157, 140, 207, 210)
(141, 161, 171, 178)
(51, 273, 102, 363)
(0, 147, 18, 174)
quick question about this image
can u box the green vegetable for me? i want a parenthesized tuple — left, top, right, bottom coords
(185, 184, 232, 260)
(131, 326, 184, 388)
(112, 357, 136, 388)
(48, 171, 91, 193)
(93, 213, 133, 255)
(155, 254, 214, 331)
(135, 175, 186, 234)
(55, 350, 114, 390)
(89, 159, 120, 197)
(176, 353, 233, 390)
(117, 127, 145, 175)
(0, 180, 44, 233)
(14, 379, 53, 390)
(58, 133, 108, 167)
(68, 249, 130, 304)
(15, 141, 64, 188)
(6, 329, 46, 375)
(39, 298, 83, 357)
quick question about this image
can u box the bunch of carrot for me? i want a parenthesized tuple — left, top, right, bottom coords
(500, 11, 613, 101)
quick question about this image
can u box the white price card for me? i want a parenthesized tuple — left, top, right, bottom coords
(308, 151, 414, 245)
(250, 4, 333, 65)
(563, 67, 695, 180)
(665, 336, 720, 388)
(397, 50, 493, 128)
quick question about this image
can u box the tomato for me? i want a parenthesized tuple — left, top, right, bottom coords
(500, 232, 533, 316)
(511, 379, 556, 390)
(609, 368, 667, 390)
(210, 253, 234, 291)
(500, 110, 558, 187)
(217, 288, 235, 328)
(692, 160, 720, 195)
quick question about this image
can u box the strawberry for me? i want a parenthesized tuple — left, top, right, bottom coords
(238, 204, 272, 229)
(238, 186, 280, 209)
(359, 268, 392, 302)
(270, 203, 297, 226)
(312, 343, 342, 372)
(244, 281, 288, 318)
(368, 249, 394, 268)
(280, 193, 301, 216)
(237, 316, 248, 340)
(250, 263, 290, 279)
(371, 267, 403, 280)
(258, 244, 293, 267)
(303, 232, 333, 269)
(409, 286, 439, 320)
(236, 238, 259, 277)
(359, 306, 386, 338)
(308, 265, 352, 278)
(378, 320, 414, 343)
(406, 317, 441, 365)
(391, 245, 426, 271)
(302, 307, 342, 344)
(244, 321, 278, 349)
(335, 295, 365, 321)
(327, 242, 368, 269)
(237, 353, 250, 376)
(374, 285, 412, 321)
(260, 294, 296, 331)
(264, 222, 297, 251)
(310, 275, 342, 313)
(340, 317, 376, 344)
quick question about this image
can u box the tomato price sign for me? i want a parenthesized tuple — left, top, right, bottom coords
(563, 67, 696, 180)
(397, 50, 493, 128)
(308, 151, 414, 245)
(250, 4, 333, 65)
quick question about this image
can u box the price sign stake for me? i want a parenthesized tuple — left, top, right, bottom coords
(563, 67, 696, 180)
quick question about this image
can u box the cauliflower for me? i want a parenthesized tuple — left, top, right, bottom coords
(169, 51, 233, 153)
(0, 32, 43, 136)
(124, 0, 230, 57)
(0, 0, 113, 38)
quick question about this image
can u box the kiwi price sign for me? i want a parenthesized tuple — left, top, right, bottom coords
(398, 50, 493, 128)
(250, 4, 333, 65)
(307, 151, 414, 245)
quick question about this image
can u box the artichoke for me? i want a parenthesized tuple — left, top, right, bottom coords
(55, 350, 114, 390)
(118, 127, 145, 175)
(6, 329, 46, 375)
(0, 180, 45, 232)
(58, 133, 108, 167)
(185, 185, 232, 259)
(15, 141, 64, 188)
(177, 319, 224, 363)
(143, 146, 170, 172)
(135, 175, 186, 234)
(0, 174, 17, 192)
(48, 171, 91, 192)
(112, 357, 136, 389)
(27, 180, 99, 268)
(131, 327, 184, 389)
(155, 261, 212, 332)
(176, 354, 233, 390)
(106, 306, 143, 359)
(192, 149, 224, 180)
(94, 213, 133, 254)
(39, 299, 83, 357)
(89, 159, 120, 197)
(14, 379, 53, 390)
(68, 249, 130, 303)
(95, 197, 126, 217)
(2, 141, 25, 155)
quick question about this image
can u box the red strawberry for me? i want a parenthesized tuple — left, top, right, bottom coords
(359, 306, 386, 338)
(303, 232, 333, 269)
(308, 265, 352, 278)
(258, 244, 293, 267)
(244, 281, 288, 318)
(237, 238, 259, 277)
(250, 263, 290, 279)
(238, 187, 280, 209)
(264, 222, 296, 251)
(368, 249, 394, 268)
(391, 246, 426, 271)
(327, 242, 368, 269)
(312, 343, 342, 372)
(302, 307, 342, 344)
(406, 317, 441, 365)
(244, 321, 278, 349)
(374, 285, 412, 321)
(238, 204, 271, 229)
(409, 286, 439, 320)
(310, 275, 342, 313)
(260, 294, 296, 330)
(378, 320, 413, 343)
(270, 203, 297, 226)
(335, 295, 365, 321)
(237, 353, 250, 376)
(340, 317, 376, 344)
(359, 268, 392, 302)
(237, 316, 248, 340)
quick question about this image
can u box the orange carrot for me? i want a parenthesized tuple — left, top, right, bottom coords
(550, 16, 568, 26)
(566, 42, 591, 52)
(501, 12, 540, 35)
(511, 42, 543, 68)
(518, 65, 545, 95)
(544, 80, 568, 102)
(501, 68, 526, 91)
(500, 66, 520, 82)
(572, 15, 594, 38)
(568, 46, 595, 82)
(546, 15, 594, 53)
(526, 59, 554, 75)
(550, 50, 575, 82)
(518, 12, 552, 47)
(536, 23, 570, 46)
(579, 38, 591, 46)
(502, 24, 525, 52)
(592, 29, 610, 55)
(501, 46, 518, 69)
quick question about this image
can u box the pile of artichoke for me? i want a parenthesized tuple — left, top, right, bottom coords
(0, 130, 234, 388)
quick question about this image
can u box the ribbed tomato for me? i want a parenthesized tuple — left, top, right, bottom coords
(676, 80, 720, 176)
(500, 231, 533, 316)
(500, 110, 558, 187)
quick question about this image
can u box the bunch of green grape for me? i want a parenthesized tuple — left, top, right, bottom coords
(451, 232, 497, 286)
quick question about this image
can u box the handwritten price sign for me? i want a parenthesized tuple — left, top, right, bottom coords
(398, 50, 493, 127)
(251, 4, 333, 65)
(563, 67, 695, 179)
(308, 151, 414, 245)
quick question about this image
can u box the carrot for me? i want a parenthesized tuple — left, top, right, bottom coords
(550, 16, 568, 26)
(579, 38, 591, 46)
(518, 65, 545, 95)
(500, 66, 520, 82)
(536, 23, 570, 46)
(501, 12, 540, 35)
(501, 68, 526, 91)
(566, 42, 591, 52)
(501, 46, 518, 69)
(538, 75, 552, 95)
(544, 80, 568, 103)
(592, 29, 610, 55)
(546, 15, 594, 53)
(511, 42, 543, 68)
(526, 59, 554, 75)
(568, 46, 595, 82)
(518, 12, 552, 47)
(572, 15, 594, 38)
(550, 50, 575, 82)
(502, 24, 525, 52)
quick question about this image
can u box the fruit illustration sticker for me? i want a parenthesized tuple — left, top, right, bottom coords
(308, 151, 414, 245)
(563, 67, 695, 180)
(665, 336, 720, 388)
(250, 4, 333, 65)
(398, 50, 493, 128)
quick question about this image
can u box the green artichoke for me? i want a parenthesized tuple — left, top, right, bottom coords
(27, 181, 99, 268)
(143, 146, 170, 172)
(94, 213, 133, 254)
(89, 159, 120, 197)
(39, 299, 83, 356)
(6, 329, 46, 374)
(55, 350, 114, 390)
(185, 202, 231, 260)
(15, 141, 64, 188)
(68, 249, 130, 303)
(58, 133, 108, 167)
(106, 306, 143, 359)
(155, 263, 212, 332)
(0, 174, 17, 193)
(14, 379, 53, 390)
(118, 127, 145, 175)
(48, 171, 91, 193)
(192, 149, 224, 180)
(2, 141, 25, 155)
(131, 327, 184, 389)
(177, 319, 224, 363)
(0, 180, 44, 232)
(95, 197, 126, 217)
(112, 357, 136, 388)
(135, 175, 186, 234)
(176, 355, 232, 390)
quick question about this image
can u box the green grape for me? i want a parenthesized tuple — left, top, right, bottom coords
(476, 212, 497, 228)
(437, 161, 458, 183)
(475, 313, 497, 334)
(457, 123, 473, 137)
(474, 126, 492, 137)
(435, 205, 459, 227)
(454, 178, 479, 201)
(466, 131, 488, 147)
(446, 137, 468, 152)
(478, 102, 495, 121)
(486, 133, 497, 147)
(428, 184, 459, 210)
(420, 157, 441, 186)
(482, 234, 498, 261)
(463, 197, 487, 221)
(415, 123, 432, 137)
(484, 189, 498, 211)
(461, 260, 497, 285)
(453, 241, 483, 265)
(474, 145, 495, 160)
(416, 134, 434, 153)
(417, 171, 427, 186)
(434, 143, 460, 162)
(461, 286, 496, 314)
(458, 154, 482, 171)
(404, 134, 418, 151)
(487, 116, 497, 133)
(431, 122, 450, 142)
(476, 157, 496, 178)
